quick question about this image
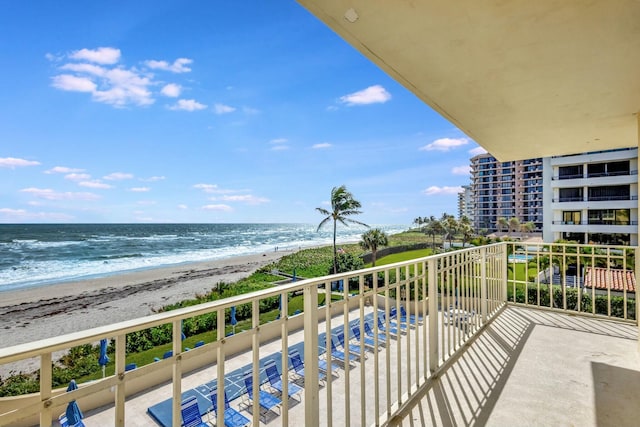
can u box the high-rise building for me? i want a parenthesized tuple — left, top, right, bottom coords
(543, 147, 638, 245)
(470, 153, 543, 233)
(457, 185, 473, 220)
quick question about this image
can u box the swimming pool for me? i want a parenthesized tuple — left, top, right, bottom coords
(508, 254, 534, 262)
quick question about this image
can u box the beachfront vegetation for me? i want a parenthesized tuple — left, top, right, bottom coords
(316, 185, 368, 275)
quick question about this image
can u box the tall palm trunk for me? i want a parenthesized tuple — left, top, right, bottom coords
(332, 219, 338, 274)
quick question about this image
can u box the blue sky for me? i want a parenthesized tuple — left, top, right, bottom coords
(0, 1, 486, 225)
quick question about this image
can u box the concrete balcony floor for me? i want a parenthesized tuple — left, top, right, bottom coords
(81, 305, 639, 427)
(397, 306, 640, 427)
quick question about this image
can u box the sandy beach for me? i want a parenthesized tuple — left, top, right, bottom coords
(0, 250, 287, 378)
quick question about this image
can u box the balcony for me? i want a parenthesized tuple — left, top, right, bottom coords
(0, 242, 638, 427)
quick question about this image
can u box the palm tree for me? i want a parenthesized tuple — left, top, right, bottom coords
(442, 215, 459, 248)
(316, 185, 369, 274)
(423, 216, 442, 248)
(497, 217, 509, 234)
(360, 228, 389, 266)
(508, 217, 521, 237)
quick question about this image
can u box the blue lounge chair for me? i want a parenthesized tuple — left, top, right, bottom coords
(350, 323, 380, 350)
(377, 315, 400, 336)
(387, 308, 410, 330)
(242, 371, 282, 418)
(195, 340, 205, 348)
(59, 413, 86, 427)
(400, 305, 423, 324)
(289, 349, 326, 383)
(363, 321, 389, 344)
(180, 395, 209, 427)
(264, 359, 303, 401)
(163, 350, 173, 359)
(335, 329, 365, 360)
(329, 337, 357, 366)
(125, 363, 137, 372)
(208, 386, 251, 427)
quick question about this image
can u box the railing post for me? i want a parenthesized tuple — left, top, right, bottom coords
(172, 321, 182, 427)
(428, 258, 438, 374)
(633, 247, 640, 352)
(39, 353, 52, 427)
(115, 334, 125, 427)
(481, 247, 488, 323)
(502, 243, 508, 303)
(304, 283, 320, 427)
(217, 309, 225, 427)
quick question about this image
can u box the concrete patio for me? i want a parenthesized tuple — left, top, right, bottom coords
(80, 304, 639, 427)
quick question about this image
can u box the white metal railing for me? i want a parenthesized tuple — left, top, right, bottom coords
(505, 242, 637, 323)
(0, 243, 507, 427)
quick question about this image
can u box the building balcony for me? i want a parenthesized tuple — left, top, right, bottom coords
(0, 242, 638, 427)
(552, 172, 638, 188)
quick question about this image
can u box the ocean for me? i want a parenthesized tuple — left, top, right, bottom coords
(0, 223, 407, 293)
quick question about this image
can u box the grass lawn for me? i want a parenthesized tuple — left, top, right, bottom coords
(369, 248, 433, 267)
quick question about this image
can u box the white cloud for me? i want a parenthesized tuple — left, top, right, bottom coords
(45, 166, 83, 174)
(104, 172, 134, 181)
(312, 143, 332, 149)
(422, 186, 464, 196)
(451, 165, 471, 175)
(194, 183, 242, 194)
(420, 137, 469, 152)
(64, 173, 91, 181)
(213, 103, 236, 114)
(136, 200, 157, 206)
(469, 146, 488, 156)
(129, 187, 150, 192)
(52, 48, 156, 107)
(60, 63, 107, 76)
(20, 187, 101, 201)
(160, 83, 181, 97)
(79, 180, 113, 189)
(144, 58, 193, 73)
(177, 204, 188, 210)
(170, 99, 207, 111)
(0, 157, 41, 168)
(51, 75, 97, 92)
(269, 138, 287, 144)
(339, 85, 391, 106)
(69, 47, 121, 64)
(92, 68, 154, 106)
(141, 176, 166, 182)
(218, 194, 269, 205)
(202, 204, 233, 212)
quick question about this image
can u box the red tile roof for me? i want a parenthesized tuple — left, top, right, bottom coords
(583, 267, 636, 293)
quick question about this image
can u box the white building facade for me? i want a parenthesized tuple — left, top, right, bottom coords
(457, 185, 473, 221)
(543, 147, 639, 245)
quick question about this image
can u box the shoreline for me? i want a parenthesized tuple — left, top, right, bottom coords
(0, 250, 288, 378)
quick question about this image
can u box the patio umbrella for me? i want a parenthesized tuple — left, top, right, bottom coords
(98, 339, 109, 378)
(65, 380, 83, 426)
(230, 306, 237, 334)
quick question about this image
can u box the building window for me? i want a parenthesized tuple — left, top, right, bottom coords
(558, 165, 583, 179)
(587, 233, 631, 246)
(587, 209, 630, 225)
(562, 211, 581, 224)
(559, 187, 583, 202)
(587, 185, 630, 201)
(587, 160, 630, 178)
